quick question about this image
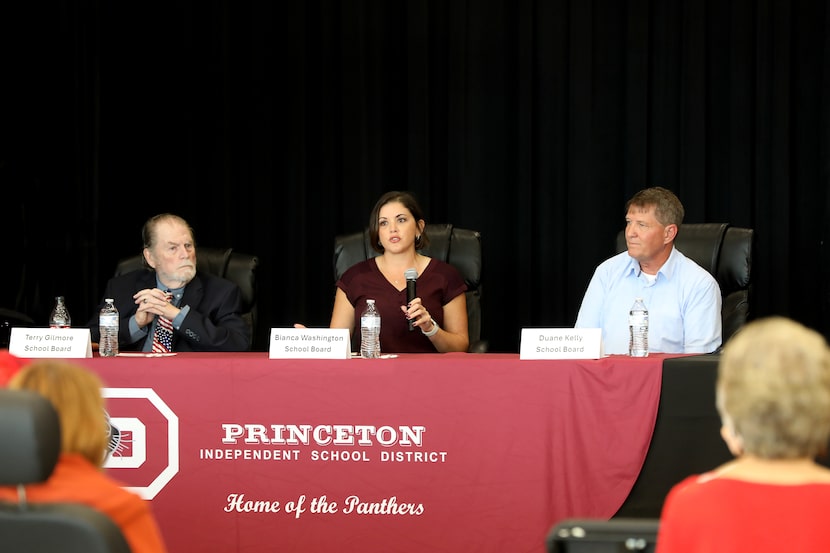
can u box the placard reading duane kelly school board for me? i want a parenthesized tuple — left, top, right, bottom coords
(519, 328, 603, 359)
(9, 327, 93, 358)
(269, 328, 351, 359)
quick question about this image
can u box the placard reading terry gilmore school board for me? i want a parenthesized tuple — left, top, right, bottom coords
(9, 327, 93, 358)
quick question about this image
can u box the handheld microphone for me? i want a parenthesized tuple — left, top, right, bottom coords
(405, 268, 418, 331)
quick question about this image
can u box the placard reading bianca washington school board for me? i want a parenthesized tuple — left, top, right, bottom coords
(269, 328, 351, 359)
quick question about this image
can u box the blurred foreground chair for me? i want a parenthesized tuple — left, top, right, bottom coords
(546, 518, 660, 552)
(0, 388, 132, 553)
(617, 223, 754, 344)
(115, 247, 259, 348)
(334, 223, 486, 352)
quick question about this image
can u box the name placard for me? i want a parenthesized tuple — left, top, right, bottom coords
(9, 327, 93, 359)
(269, 328, 351, 359)
(519, 328, 603, 360)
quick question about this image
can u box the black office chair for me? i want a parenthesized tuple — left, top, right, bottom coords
(114, 247, 259, 347)
(546, 518, 661, 553)
(0, 308, 35, 348)
(617, 223, 754, 343)
(334, 223, 486, 352)
(0, 389, 132, 553)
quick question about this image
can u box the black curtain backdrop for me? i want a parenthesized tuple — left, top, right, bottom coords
(1, 0, 828, 352)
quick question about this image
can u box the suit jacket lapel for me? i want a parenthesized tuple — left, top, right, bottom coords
(180, 273, 204, 310)
(138, 270, 157, 292)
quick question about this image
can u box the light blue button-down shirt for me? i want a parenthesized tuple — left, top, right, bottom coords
(575, 247, 722, 354)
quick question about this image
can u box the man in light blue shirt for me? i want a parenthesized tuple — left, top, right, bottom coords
(575, 187, 722, 354)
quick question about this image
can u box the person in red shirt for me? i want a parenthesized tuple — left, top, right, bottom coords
(656, 316, 830, 552)
(0, 360, 168, 553)
(0, 349, 24, 386)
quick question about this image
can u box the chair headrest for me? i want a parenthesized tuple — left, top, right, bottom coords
(333, 224, 482, 288)
(421, 224, 482, 288)
(0, 389, 61, 486)
(114, 248, 258, 311)
(114, 247, 234, 277)
(615, 222, 753, 291)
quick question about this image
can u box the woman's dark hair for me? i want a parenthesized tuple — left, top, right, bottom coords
(367, 191, 429, 254)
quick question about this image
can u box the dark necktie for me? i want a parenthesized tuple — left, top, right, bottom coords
(151, 291, 174, 353)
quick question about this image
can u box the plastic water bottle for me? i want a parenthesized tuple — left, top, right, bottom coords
(99, 298, 119, 357)
(360, 299, 381, 358)
(49, 296, 71, 328)
(629, 297, 649, 357)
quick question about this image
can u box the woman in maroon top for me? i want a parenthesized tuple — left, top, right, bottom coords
(333, 191, 469, 353)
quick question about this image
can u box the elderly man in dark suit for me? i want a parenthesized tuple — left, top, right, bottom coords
(89, 213, 250, 352)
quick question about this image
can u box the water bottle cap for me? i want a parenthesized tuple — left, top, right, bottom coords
(367, 299, 375, 304)
(105, 298, 114, 303)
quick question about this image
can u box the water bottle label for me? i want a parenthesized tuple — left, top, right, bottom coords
(361, 317, 380, 329)
(100, 314, 118, 326)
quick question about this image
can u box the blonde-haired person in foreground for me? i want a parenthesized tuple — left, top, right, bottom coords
(0, 360, 168, 553)
(656, 316, 830, 552)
